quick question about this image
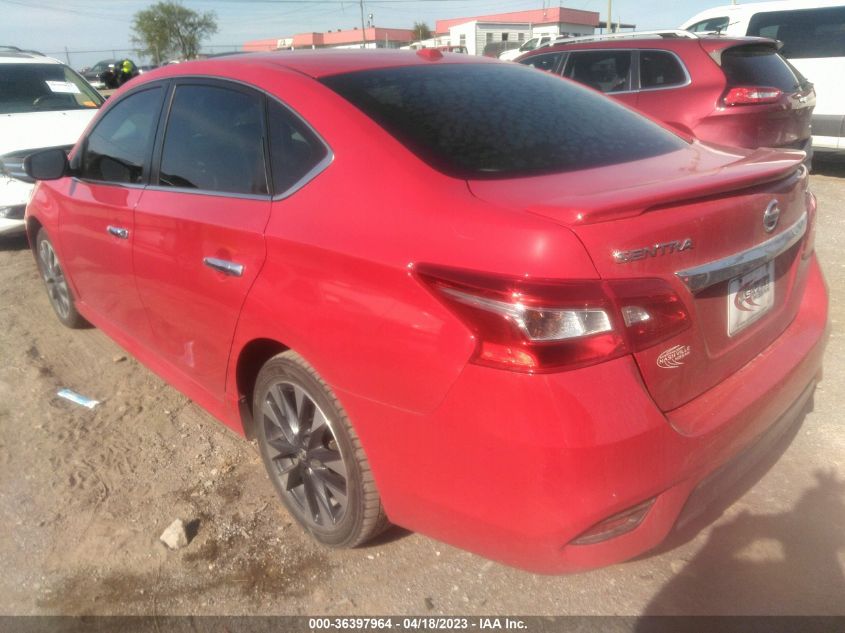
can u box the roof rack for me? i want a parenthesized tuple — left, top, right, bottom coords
(543, 29, 700, 47)
(0, 45, 46, 56)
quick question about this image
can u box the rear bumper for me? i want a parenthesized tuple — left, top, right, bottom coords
(339, 256, 829, 573)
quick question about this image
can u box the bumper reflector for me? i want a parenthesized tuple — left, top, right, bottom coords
(571, 498, 656, 546)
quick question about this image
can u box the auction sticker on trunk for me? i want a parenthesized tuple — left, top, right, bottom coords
(727, 261, 774, 336)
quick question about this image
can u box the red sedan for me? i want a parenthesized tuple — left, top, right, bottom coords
(23, 50, 827, 573)
(517, 33, 816, 160)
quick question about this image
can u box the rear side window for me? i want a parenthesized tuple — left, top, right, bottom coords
(563, 50, 633, 93)
(321, 64, 685, 179)
(267, 99, 329, 194)
(159, 84, 268, 195)
(640, 51, 687, 89)
(720, 46, 801, 92)
(747, 7, 845, 58)
(520, 52, 563, 72)
(82, 87, 162, 184)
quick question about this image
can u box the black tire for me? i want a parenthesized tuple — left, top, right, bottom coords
(35, 229, 88, 329)
(253, 350, 389, 547)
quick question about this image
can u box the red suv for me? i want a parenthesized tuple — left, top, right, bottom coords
(517, 32, 816, 159)
(23, 51, 827, 573)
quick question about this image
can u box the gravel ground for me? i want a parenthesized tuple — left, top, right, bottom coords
(0, 163, 843, 616)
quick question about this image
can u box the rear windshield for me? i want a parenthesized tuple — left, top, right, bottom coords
(321, 63, 686, 179)
(720, 46, 802, 92)
(747, 7, 845, 59)
(0, 63, 103, 114)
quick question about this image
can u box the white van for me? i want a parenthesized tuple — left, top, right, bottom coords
(681, 1, 845, 153)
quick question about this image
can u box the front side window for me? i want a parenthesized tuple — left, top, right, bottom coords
(640, 51, 687, 89)
(321, 64, 685, 179)
(747, 8, 845, 58)
(519, 52, 563, 72)
(0, 63, 103, 115)
(564, 50, 633, 93)
(686, 17, 729, 33)
(81, 87, 162, 184)
(159, 84, 268, 195)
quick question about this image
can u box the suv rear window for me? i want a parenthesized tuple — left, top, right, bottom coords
(720, 45, 802, 92)
(321, 64, 685, 179)
(747, 7, 845, 59)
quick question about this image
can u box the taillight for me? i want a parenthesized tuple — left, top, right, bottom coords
(415, 264, 691, 373)
(723, 86, 783, 106)
(803, 190, 817, 259)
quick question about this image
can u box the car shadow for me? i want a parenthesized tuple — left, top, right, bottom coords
(0, 233, 29, 251)
(636, 460, 845, 618)
(812, 155, 845, 178)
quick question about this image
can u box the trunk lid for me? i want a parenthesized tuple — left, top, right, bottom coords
(468, 144, 812, 414)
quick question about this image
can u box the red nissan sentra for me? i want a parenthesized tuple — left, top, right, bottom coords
(23, 50, 828, 573)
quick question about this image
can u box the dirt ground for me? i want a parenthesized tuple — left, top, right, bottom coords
(1, 163, 844, 617)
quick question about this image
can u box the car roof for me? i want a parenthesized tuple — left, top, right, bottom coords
(682, 0, 845, 25)
(143, 49, 497, 80)
(0, 46, 62, 65)
(526, 33, 778, 54)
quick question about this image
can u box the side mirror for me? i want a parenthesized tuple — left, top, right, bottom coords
(24, 148, 69, 181)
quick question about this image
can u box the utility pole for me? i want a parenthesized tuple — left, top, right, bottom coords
(359, 0, 367, 48)
(607, 0, 612, 33)
(64, 46, 70, 66)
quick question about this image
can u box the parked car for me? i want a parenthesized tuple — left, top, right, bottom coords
(81, 58, 139, 89)
(498, 35, 556, 61)
(681, 1, 845, 154)
(0, 46, 102, 237)
(23, 50, 827, 573)
(517, 31, 815, 159)
(481, 41, 521, 58)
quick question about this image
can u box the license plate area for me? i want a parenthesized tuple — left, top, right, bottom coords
(727, 261, 775, 337)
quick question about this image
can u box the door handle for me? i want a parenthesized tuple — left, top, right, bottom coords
(203, 257, 244, 277)
(107, 225, 129, 239)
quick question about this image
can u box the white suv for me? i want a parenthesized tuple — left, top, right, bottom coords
(0, 46, 103, 236)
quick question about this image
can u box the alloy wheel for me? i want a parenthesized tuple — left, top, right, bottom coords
(38, 239, 71, 320)
(261, 380, 349, 528)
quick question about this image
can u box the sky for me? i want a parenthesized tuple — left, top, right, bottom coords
(1, 0, 751, 69)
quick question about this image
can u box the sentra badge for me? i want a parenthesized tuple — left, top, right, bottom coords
(613, 239, 693, 264)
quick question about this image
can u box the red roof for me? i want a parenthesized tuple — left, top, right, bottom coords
(243, 38, 279, 52)
(290, 27, 415, 48)
(435, 7, 599, 34)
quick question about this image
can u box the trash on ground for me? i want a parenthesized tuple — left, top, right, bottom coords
(56, 389, 100, 409)
(160, 519, 190, 550)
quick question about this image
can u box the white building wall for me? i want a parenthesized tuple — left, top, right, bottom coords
(448, 19, 597, 55)
(449, 22, 478, 55)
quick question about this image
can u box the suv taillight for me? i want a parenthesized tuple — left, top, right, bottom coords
(415, 264, 690, 373)
(723, 86, 783, 106)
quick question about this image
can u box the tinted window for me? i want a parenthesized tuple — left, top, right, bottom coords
(721, 45, 801, 92)
(640, 51, 687, 89)
(159, 84, 268, 195)
(687, 17, 730, 33)
(321, 64, 685, 179)
(747, 8, 845, 58)
(267, 99, 329, 194)
(82, 87, 161, 184)
(0, 63, 103, 115)
(563, 50, 632, 93)
(520, 52, 563, 72)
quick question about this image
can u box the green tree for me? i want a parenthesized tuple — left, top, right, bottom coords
(412, 21, 432, 42)
(132, 1, 217, 64)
